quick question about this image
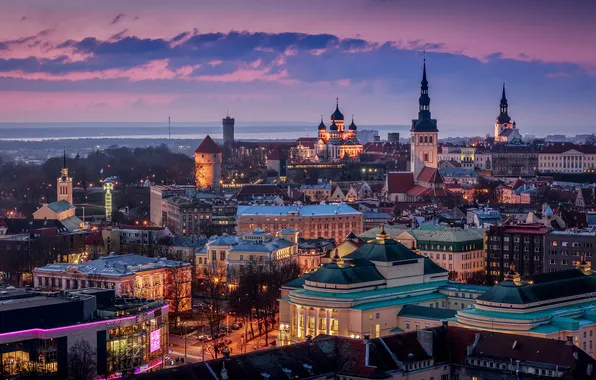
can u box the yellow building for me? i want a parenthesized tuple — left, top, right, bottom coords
(278, 228, 488, 345)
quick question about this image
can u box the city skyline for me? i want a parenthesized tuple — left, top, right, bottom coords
(0, 0, 595, 135)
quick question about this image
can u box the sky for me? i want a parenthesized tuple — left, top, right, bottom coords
(0, 0, 595, 136)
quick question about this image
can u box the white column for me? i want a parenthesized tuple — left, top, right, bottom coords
(296, 306, 301, 338)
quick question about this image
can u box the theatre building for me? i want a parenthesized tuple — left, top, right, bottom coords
(0, 287, 168, 378)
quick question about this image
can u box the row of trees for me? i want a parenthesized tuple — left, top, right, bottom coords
(0, 145, 194, 209)
(196, 260, 301, 359)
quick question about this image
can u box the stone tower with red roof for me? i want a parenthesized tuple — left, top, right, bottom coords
(194, 135, 222, 191)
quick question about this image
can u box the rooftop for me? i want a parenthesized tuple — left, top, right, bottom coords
(398, 304, 457, 320)
(236, 204, 361, 217)
(34, 254, 189, 277)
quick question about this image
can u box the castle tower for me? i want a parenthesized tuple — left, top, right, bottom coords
(410, 57, 438, 179)
(222, 115, 235, 161)
(194, 135, 222, 191)
(494, 83, 515, 143)
(57, 150, 73, 204)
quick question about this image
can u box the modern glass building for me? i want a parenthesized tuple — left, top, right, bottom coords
(0, 287, 168, 378)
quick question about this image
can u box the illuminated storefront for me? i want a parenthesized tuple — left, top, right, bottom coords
(0, 287, 168, 379)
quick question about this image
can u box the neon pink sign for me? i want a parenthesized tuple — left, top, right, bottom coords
(150, 329, 160, 353)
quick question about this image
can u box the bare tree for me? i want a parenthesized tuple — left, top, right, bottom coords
(68, 339, 97, 380)
(201, 263, 227, 358)
(232, 260, 301, 347)
(164, 264, 192, 329)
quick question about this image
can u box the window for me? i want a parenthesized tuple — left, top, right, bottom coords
(376, 312, 380, 319)
(405, 322, 411, 330)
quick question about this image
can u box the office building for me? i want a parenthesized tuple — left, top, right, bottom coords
(0, 287, 168, 378)
(236, 204, 363, 243)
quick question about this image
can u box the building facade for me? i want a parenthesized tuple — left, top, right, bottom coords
(236, 204, 363, 243)
(278, 230, 485, 345)
(485, 223, 550, 281)
(396, 227, 485, 282)
(0, 287, 168, 378)
(539, 142, 596, 173)
(544, 230, 596, 273)
(33, 254, 192, 313)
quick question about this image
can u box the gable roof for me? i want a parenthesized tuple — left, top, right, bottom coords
(194, 135, 222, 154)
(46, 200, 75, 213)
(387, 172, 415, 194)
(417, 166, 443, 184)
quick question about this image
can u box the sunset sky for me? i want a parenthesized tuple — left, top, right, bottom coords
(0, 0, 594, 135)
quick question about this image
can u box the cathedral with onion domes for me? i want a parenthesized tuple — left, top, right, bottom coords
(314, 99, 363, 161)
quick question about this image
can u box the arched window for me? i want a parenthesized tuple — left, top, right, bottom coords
(424, 136, 428, 143)
(429, 136, 433, 143)
(419, 136, 423, 143)
(424, 153, 429, 162)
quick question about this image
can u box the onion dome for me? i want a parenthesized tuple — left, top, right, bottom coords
(348, 115, 357, 131)
(318, 116, 326, 130)
(329, 120, 338, 131)
(331, 98, 344, 121)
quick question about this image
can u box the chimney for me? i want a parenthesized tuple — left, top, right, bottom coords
(566, 336, 574, 345)
(417, 329, 434, 356)
(362, 334, 375, 368)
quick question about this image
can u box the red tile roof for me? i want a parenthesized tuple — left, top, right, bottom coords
(541, 142, 596, 154)
(194, 135, 222, 154)
(417, 166, 443, 184)
(407, 186, 456, 198)
(387, 172, 415, 194)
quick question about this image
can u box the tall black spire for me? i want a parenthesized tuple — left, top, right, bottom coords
(418, 56, 431, 121)
(497, 83, 512, 124)
(500, 83, 508, 114)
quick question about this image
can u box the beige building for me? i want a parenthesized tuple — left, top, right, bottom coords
(395, 227, 485, 282)
(34, 254, 192, 313)
(236, 204, 362, 244)
(278, 229, 487, 345)
(196, 229, 299, 286)
(57, 151, 73, 205)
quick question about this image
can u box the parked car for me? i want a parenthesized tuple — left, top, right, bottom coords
(198, 334, 212, 342)
(231, 322, 243, 330)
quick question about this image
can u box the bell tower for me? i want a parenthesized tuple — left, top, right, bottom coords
(410, 57, 438, 179)
(57, 149, 73, 204)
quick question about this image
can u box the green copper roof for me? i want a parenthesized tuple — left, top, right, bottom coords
(479, 269, 596, 305)
(409, 228, 485, 243)
(344, 238, 421, 264)
(307, 264, 384, 285)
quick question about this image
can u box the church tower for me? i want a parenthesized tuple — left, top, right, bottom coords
(57, 150, 73, 204)
(410, 58, 438, 179)
(194, 135, 223, 192)
(494, 83, 516, 143)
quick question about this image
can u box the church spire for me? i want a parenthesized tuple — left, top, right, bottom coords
(418, 56, 431, 121)
(63, 148, 67, 169)
(497, 83, 511, 124)
(500, 83, 508, 113)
